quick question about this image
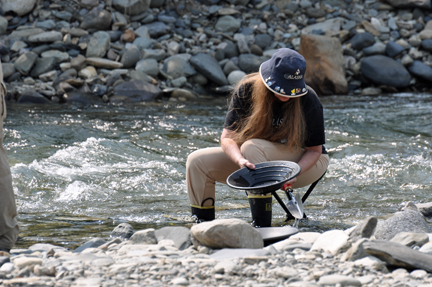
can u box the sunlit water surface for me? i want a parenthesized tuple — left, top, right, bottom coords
(4, 93, 432, 249)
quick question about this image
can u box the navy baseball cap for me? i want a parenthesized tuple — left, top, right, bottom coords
(259, 48, 308, 98)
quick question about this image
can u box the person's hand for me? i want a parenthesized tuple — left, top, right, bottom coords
(238, 158, 255, 169)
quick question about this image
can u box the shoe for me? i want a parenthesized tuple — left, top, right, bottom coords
(248, 193, 273, 228)
(191, 206, 215, 223)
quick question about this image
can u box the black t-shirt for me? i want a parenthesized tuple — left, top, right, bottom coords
(223, 84, 327, 153)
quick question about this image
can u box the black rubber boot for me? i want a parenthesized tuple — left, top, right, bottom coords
(191, 206, 215, 223)
(248, 193, 272, 227)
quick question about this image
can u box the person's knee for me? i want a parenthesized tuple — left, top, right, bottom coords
(186, 149, 203, 171)
(240, 139, 264, 161)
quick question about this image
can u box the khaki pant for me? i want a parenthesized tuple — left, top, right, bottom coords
(0, 60, 19, 250)
(186, 138, 329, 207)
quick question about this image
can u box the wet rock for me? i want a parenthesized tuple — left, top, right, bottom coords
(190, 218, 263, 249)
(171, 88, 197, 100)
(111, 223, 134, 239)
(17, 90, 51, 104)
(113, 79, 161, 102)
(63, 92, 103, 105)
(299, 34, 348, 95)
(361, 55, 411, 88)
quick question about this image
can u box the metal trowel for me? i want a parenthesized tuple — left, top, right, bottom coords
(285, 190, 304, 219)
(283, 184, 305, 228)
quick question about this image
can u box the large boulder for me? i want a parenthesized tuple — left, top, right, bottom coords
(112, 79, 161, 102)
(191, 218, 263, 249)
(112, 0, 151, 16)
(80, 9, 112, 30)
(408, 60, 432, 82)
(373, 209, 431, 240)
(190, 53, 228, 86)
(384, 0, 431, 8)
(360, 55, 411, 88)
(299, 34, 348, 95)
(1, 0, 37, 16)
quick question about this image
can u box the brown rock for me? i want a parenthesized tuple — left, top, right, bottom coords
(298, 34, 348, 95)
(122, 29, 136, 43)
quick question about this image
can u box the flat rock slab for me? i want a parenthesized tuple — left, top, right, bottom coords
(257, 226, 298, 243)
(363, 240, 432, 272)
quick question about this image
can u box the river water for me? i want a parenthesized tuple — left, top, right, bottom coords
(4, 93, 432, 249)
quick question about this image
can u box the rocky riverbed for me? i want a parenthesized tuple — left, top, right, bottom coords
(0, 201, 432, 286)
(2, 0, 432, 105)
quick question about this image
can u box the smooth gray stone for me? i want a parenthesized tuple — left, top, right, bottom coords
(17, 91, 51, 104)
(155, 226, 192, 250)
(74, 238, 106, 253)
(121, 45, 140, 69)
(363, 240, 432, 272)
(110, 223, 134, 239)
(408, 60, 432, 81)
(350, 32, 375, 50)
(361, 55, 410, 88)
(80, 9, 112, 30)
(14, 52, 38, 75)
(238, 53, 267, 74)
(30, 57, 57, 78)
(190, 53, 228, 86)
(163, 55, 196, 79)
(385, 40, 405, 57)
(113, 0, 151, 16)
(416, 202, 432, 217)
(113, 79, 161, 102)
(210, 248, 270, 261)
(349, 216, 378, 243)
(144, 22, 171, 38)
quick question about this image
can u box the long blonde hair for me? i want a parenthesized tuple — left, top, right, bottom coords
(229, 73, 306, 151)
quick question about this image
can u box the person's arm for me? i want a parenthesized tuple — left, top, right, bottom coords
(284, 145, 322, 186)
(220, 128, 255, 169)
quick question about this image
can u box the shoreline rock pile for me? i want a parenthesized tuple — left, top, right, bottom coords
(0, 201, 431, 286)
(2, 0, 432, 105)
